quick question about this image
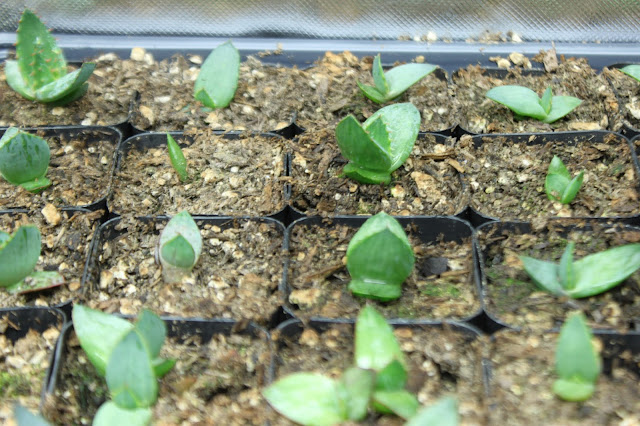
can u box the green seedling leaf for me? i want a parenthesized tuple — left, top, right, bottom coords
(13, 403, 51, 426)
(166, 134, 188, 182)
(372, 389, 419, 419)
(0, 127, 51, 192)
(194, 41, 240, 109)
(153, 358, 177, 378)
(134, 309, 167, 359)
(358, 54, 437, 103)
(545, 155, 584, 204)
(93, 401, 151, 426)
(521, 242, 640, 298)
(620, 64, 640, 82)
(335, 103, 420, 184)
(347, 212, 414, 301)
(106, 329, 158, 409)
(7, 270, 64, 294)
(263, 373, 345, 426)
(375, 359, 407, 391)
(553, 313, 600, 401)
(557, 242, 576, 291)
(158, 211, 202, 283)
(337, 367, 375, 421)
(72, 304, 133, 377)
(486, 85, 582, 123)
(5, 9, 93, 105)
(0, 225, 41, 289)
(405, 397, 460, 426)
(355, 305, 405, 371)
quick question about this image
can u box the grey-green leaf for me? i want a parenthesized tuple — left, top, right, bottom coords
(161, 235, 196, 270)
(8, 270, 64, 294)
(159, 211, 202, 282)
(194, 41, 239, 109)
(372, 54, 389, 96)
(336, 115, 391, 172)
(34, 63, 96, 103)
(72, 304, 133, 377)
(263, 373, 345, 426)
(338, 367, 375, 421)
(0, 225, 41, 288)
(355, 305, 404, 371)
(553, 313, 600, 401)
(134, 309, 166, 359)
(4, 60, 36, 100)
(486, 85, 548, 121)
(106, 329, 158, 409)
(519, 255, 564, 295)
(620, 64, 640, 82)
(375, 359, 407, 391)
(0, 127, 50, 188)
(539, 87, 553, 114)
(13, 404, 51, 426)
(167, 134, 187, 182)
(561, 171, 584, 204)
(385, 63, 437, 99)
(405, 397, 460, 426)
(372, 390, 419, 419)
(93, 401, 152, 426)
(543, 95, 582, 123)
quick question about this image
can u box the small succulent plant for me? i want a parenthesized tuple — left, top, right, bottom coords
(5, 9, 95, 105)
(346, 212, 414, 301)
(194, 41, 240, 109)
(0, 127, 51, 193)
(486, 85, 582, 123)
(358, 54, 438, 103)
(545, 155, 584, 204)
(157, 211, 202, 283)
(336, 103, 420, 184)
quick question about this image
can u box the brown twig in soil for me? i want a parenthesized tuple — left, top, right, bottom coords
(298, 263, 344, 284)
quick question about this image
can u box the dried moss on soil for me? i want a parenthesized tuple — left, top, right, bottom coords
(83, 217, 283, 325)
(290, 130, 467, 216)
(602, 66, 640, 132)
(479, 221, 640, 331)
(109, 130, 286, 217)
(272, 322, 486, 424)
(287, 221, 479, 320)
(0, 209, 102, 308)
(458, 132, 640, 222)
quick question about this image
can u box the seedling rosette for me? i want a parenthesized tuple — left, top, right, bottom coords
(486, 85, 582, 123)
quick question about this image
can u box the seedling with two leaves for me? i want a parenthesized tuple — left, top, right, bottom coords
(194, 41, 240, 109)
(346, 212, 414, 301)
(358, 54, 438, 103)
(157, 210, 202, 283)
(72, 304, 176, 426)
(336, 103, 420, 184)
(553, 313, 601, 402)
(263, 305, 460, 425)
(486, 85, 582, 123)
(0, 127, 51, 193)
(520, 241, 640, 298)
(5, 9, 95, 105)
(545, 155, 584, 204)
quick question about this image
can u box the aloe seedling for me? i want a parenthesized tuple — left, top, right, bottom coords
(545, 155, 584, 204)
(5, 9, 95, 105)
(520, 241, 640, 298)
(166, 134, 188, 182)
(486, 85, 582, 123)
(553, 313, 600, 402)
(263, 306, 457, 425)
(346, 212, 414, 301)
(0, 224, 63, 294)
(0, 127, 51, 192)
(619, 64, 640, 82)
(358, 54, 438, 104)
(194, 41, 240, 109)
(72, 304, 175, 425)
(157, 211, 202, 283)
(336, 103, 420, 184)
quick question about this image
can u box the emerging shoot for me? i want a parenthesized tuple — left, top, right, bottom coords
(336, 103, 420, 184)
(358, 54, 438, 104)
(166, 134, 188, 182)
(619, 64, 640, 82)
(553, 313, 600, 402)
(520, 241, 640, 298)
(157, 211, 202, 283)
(346, 212, 414, 301)
(263, 306, 458, 425)
(72, 304, 175, 426)
(194, 41, 240, 109)
(545, 155, 584, 204)
(0, 224, 63, 294)
(0, 127, 51, 192)
(5, 9, 95, 105)
(486, 85, 582, 123)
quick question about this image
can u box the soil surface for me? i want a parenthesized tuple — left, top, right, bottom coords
(0, 129, 118, 210)
(287, 221, 479, 321)
(272, 321, 487, 424)
(602, 66, 640, 133)
(0, 209, 102, 308)
(292, 52, 455, 132)
(83, 217, 283, 325)
(489, 329, 640, 425)
(290, 131, 468, 216)
(43, 326, 273, 425)
(109, 129, 286, 217)
(0, 320, 60, 423)
(0, 53, 137, 127)
(479, 221, 640, 331)
(453, 52, 616, 134)
(458, 132, 640, 222)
